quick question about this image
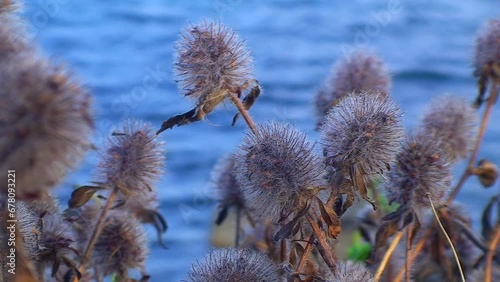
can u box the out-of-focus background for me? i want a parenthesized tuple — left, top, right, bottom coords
(20, 0, 499, 281)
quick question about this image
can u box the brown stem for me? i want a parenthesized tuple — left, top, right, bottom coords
(229, 91, 257, 134)
(74, 187, 118, 281)
(405, 224, 413, 282)
(306, 214, 337, 272)
(374, 231, 404, 282)
(296, 234, 315, 272)
(485, 226, 500, 282)
(395, 232, 427, 282)
(447, 82, 499, 204)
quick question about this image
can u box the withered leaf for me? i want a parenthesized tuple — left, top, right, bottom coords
(68, 185, 105, 208)
(341, 193, 355, 215)
(156, 108, 197, 134)
(481, 194, 500, 240)
(274, 202, 310, 241)
(370, 219, 400, 263)
(232, 84, 261, 126)
(315, 197, 341, 238)
(350, 164, 377, 210)
(138, 209, 169, 249)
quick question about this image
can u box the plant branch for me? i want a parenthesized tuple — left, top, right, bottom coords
(374, 231, 403, 282)
(229, 91, 256, 134)
(485, 225, 500, 282)
(306, 214, 337, 272)
(447, 82, 499, 204)
(74, 187, 118, 281)
(296, 234, 315, 272)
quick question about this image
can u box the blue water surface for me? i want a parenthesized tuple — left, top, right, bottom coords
(21, 0, 500, 281)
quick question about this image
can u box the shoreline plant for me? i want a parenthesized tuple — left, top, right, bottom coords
(0, 2, 499, 282)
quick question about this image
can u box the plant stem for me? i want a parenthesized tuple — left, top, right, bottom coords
(229, 91, 256, 134)
(395, 232, 427, 282)
(405, 224, 413, 282)
(485, 226, 500, 282)
(74, 187, 118, 281)
(427, 194, 465, 282)
(374, 231, 404, 282)
(296, 234, 315, 272)
(306, 214, 337, 272)
(447, 82, 499, 204)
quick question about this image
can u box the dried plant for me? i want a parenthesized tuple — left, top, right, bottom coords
(235, 122, 323, 224)
(187, 248, 281, 282)
(321, 91, 404, 212)
(421, 95, 478, 162)
(157, 21, 259, 133)
(315, 51, 391, 127)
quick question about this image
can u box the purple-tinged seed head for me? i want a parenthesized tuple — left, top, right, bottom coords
(188, 248, 281, 282)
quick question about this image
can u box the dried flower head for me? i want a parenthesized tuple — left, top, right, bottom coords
(0, 53, 93, 199)
(421, 95, 478, 162)
(326, 262, 374, 282)
(212, 154, 245, 209)
(235, 122, 323, 223)
(321, 91, 403, 175)
(316, 51, 390, 126)
(188, 248, 281, 282)
(175, 20, 253, 104)
(98, 120, 165, 195)
(385, 130, 452, 211)
(473, 19, 500, 79)
(321, 91, 404, 199)
(92, 211, 148, 279)
(0, 10, 29, 60)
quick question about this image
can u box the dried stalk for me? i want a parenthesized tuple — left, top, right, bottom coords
(485, 226, 500, 282)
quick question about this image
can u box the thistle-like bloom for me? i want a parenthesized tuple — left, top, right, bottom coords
(98, 120, 165, 194)
(188, 248, 281, 282)
(473, 19, 500, 79)
(175, 20, 253, 105)
(235, 123, 323, 223)
(0, 8, 29, 60)
(421, 95, 478, 162)
(316, 51, 390, 126)
(92, 211, 148, 279)
(0, 54, 93, 198)
(385, 130, 452, 211)
(327, 262, 374, 282)
(321, 92, 404, 181)
(212, 154, 245, 209)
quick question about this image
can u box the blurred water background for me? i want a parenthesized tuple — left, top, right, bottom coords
(20, 0, 500, 281)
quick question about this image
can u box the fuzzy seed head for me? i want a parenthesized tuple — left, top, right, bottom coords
(422, 95, 478, 162)
(386, 130, 452, 210)
(327, 262, 374, 282)
(212, 154, 245, 208)
(0, 12, 30, 60)
(235, 123, 323, 223)
(175, 21, 253, 104)
(92, 211, 148, 277)
(0, 54, 93, 198)
(473, 19, 500, 78)
(188, 248, 281, 282)
(321, 92, 404, 178)
(98, 120, 165, 194)
(316, 51, 390, 125)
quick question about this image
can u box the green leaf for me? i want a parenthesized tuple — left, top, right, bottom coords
(347, 231, 372, 261)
